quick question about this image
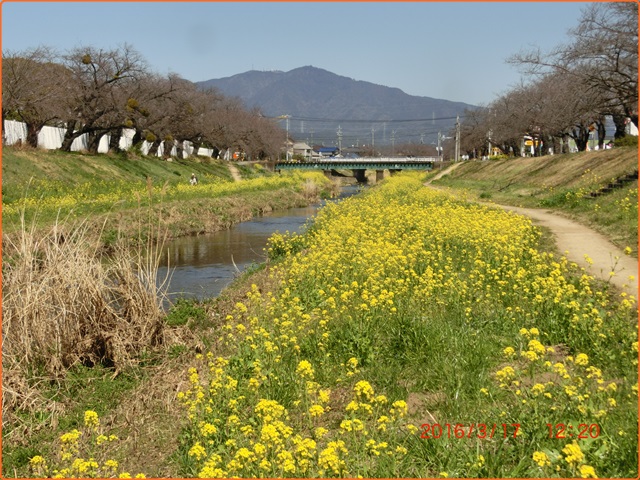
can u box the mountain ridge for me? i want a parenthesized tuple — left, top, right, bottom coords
(197, 66, 477, 145)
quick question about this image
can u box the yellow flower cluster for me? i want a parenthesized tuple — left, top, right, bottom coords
(29, 411, 145, 478)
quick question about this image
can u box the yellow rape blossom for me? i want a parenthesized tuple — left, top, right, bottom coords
(532, 451, 551, 467)
(562, 442, 585, 466)
(579, 465, 597, 478)
(296, 360, 315, 379)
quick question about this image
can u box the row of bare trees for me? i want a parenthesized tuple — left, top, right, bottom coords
(2, 44, 285, 159)
(456, 2, 638, 158)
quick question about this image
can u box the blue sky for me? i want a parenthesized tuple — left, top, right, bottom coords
(3, 2, 588, 106)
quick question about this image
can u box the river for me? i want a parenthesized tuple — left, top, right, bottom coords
(157, 185, 360, 305)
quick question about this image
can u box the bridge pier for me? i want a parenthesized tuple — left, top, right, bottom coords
(323, 170, 332, 179)
(375, 170, 384, 183)
(353, 169, 368, 183)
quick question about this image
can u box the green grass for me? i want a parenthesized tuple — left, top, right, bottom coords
(2, 365, 142, 476)
(1, 146, 234, 185)
(165, 298, 209, 329)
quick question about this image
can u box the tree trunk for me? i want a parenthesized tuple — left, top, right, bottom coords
(612, 114, 628, 139)
(25, 122, 40, 148)
(109, 127, 123, 153)
(130, 129, 144, 152)
(174, 140, 184, 160)
(191, 139, 202, 156)
(596, 121, 606, 149)
(87, 131, 102, 153)
(162, 140, 172, 159)
(60, 121, 79, 152)
(571, 126, 590, 151)
(147, 139, 161, 157)
(511, 143, 521, 157)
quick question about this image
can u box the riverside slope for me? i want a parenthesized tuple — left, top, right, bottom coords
(426, 164, 638, 293)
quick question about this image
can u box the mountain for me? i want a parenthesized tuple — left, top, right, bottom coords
(196, 66, 477, 147)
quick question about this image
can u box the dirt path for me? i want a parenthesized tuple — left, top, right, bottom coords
(426, 164, 638, 292)
(429, 161, 462, 182)
(228, 163, 242, 182)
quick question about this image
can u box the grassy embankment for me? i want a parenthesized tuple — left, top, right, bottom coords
(432, 147, 638, 255)
(10, 152, 637, 478)
(2, 146, 338, 240)
(1, 145, 339, 476)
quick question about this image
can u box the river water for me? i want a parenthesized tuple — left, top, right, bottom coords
(157, 185, 360, 304)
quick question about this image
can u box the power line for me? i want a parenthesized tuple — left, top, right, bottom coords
(267, 114, 468, 124)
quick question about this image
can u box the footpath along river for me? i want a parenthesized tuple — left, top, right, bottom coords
(157, 185, 360, 304)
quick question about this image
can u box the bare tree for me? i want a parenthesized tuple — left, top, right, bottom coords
(157, 78, 223, 158)
(2, 47, 67, 147)
(510, 2, 638, 137)
(58, 44, 149, 152)
(121, 73, 180, 154)
(459, 107, 492, 158)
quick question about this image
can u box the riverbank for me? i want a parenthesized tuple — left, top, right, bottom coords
(2, 145, 341, 239)
(432, 147, 638, 254)
(1, 147, 342, 475)
(10, 172, 636, 478)
(177, 174, 637, 477)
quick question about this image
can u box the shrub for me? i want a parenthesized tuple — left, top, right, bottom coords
(614, 135, 638, 147)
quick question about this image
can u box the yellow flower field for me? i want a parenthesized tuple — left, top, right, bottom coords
(35, 172, 637, 477)
(2, 171, 329, 220)
(170, 173, 636, 477)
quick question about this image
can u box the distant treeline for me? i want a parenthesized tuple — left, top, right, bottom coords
(455, 2, 637, 158)
(2, 44, 285, 160)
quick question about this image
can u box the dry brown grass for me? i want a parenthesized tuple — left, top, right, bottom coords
(301, 178, 320, 201)
(445, 147, 637, 189)
(2, 210, 170, 424)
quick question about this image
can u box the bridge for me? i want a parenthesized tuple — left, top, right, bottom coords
(275, 157, 437, 182)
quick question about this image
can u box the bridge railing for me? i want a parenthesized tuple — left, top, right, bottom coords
(275, 157, 436, 169)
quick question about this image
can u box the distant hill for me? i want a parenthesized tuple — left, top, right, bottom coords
(196, 66, 477, 147)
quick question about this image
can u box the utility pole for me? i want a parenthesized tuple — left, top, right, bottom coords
(277, 114, 290, 161)
(391, 130, 396, 156)
(371, 127, 375, 153)
(437, 131, 442, 160)
(454, 115, 460, 162)
(337, 125, 342, 154)
(286, 116, 290, 160)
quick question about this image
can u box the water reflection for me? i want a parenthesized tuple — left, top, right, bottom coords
(158, 186, 359, 304)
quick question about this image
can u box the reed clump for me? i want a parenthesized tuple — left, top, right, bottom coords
(2, 212, 168, 422)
